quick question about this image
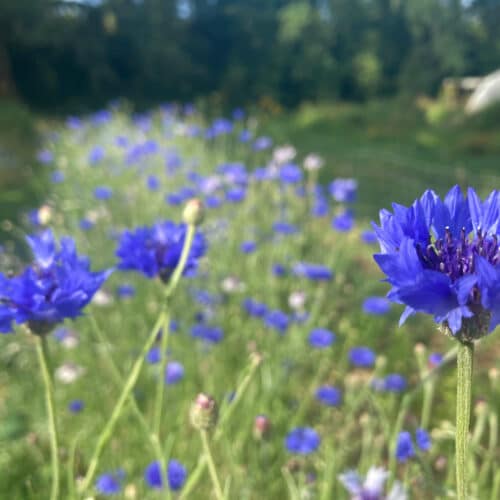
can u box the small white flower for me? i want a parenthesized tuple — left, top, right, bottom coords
(303, 153, 324, 171)
(55, 363, 85, 384)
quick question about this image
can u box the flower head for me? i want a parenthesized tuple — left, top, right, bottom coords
(96, 470, 125, 495)
(285, 427, 320, 454)
(0, 230, 111, 334)
(144, 460, 187, 491)
(373, 186, 500, 339)
(395, 431, 415, 462)
(116, 221, 205, 281)
(308, 328, 336, 348)
(349, 347, 376, 368)
(316, 385, 342, 406)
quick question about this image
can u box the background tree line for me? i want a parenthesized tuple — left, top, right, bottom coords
(1, 0, 500, 111)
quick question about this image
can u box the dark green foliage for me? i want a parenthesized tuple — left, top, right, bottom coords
(1, 0, 500, 110)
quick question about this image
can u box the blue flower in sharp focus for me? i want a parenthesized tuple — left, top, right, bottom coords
(115, 222, 206, 281)
(0, 230, 111, 334)
(373, 186, 500, 337)
(285, 427, 320, 454)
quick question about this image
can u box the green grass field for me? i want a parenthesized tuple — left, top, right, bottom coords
(0, 100, 499, 499)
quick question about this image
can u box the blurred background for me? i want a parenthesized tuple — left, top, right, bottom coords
(1, 0, 500, 238)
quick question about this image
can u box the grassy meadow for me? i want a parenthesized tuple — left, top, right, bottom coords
(0, 101, 500, 499)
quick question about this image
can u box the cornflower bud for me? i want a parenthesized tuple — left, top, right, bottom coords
(189, 393, 218, 430)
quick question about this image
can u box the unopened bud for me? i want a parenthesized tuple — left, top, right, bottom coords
(183, 198, 204, 226)
(253, 415, 271, 440)
(189, 393, 218, 430)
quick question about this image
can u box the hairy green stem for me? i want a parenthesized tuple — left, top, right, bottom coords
(200, 430, 224, 500)
(36, 335, 60, 500)
(456, 341, 474, 500)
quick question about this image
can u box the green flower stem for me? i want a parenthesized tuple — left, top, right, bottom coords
(78, 310, 167, 494)
(36, 335, 60, 500)
(200, 430, 224, 500)
(178, 456, 206, 500)
(88, 313, 164, 462)
(456, 340, 474, 500)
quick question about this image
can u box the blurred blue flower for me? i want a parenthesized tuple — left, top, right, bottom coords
(273, 221, 298, 234)
(339, 466, 406, 500)
(165, 361, 184, 384)
(51, 171, 64, 183)
(145, 460, 186, 490)
(272, 263, 287, 277)
(329, 178, 358, 203)
(332, 210, 354, 232)
(116, 222, 205, 281)
(225, 187, 246, 203)
(79, 218, 94, 231)
(191, 324, 223, 343)
(96, 470, 124, 495)
(264, 310, 289, 334)
(349, 347, 376, 368)
(285, 427, 320, 454)
(0, 230, 111, 334)
(293, 262, 333, 281)
(88, 145, 105, 165)
(239, 129, 252, 143)
(279, 163, 303, 184)
(147, 175, 160, 191)
(94, 186, 113, 200)
(316, 385, 342, 406)
(396, 431, 415, 462)
(37, 149, 53, 164)
(253, 136, 272, 151)
(382, 374, 407, 392)
(308, 328, 336, 348)
(373, 186, 500, 336)
(243, 298, 268, 318)
(428, 352, 444, 367)
(241, 241, 257, 254)
(68, 399, 84, 413)
(416, 428, 431, 451)
(361, 230, 378, 244)
(362, 296, 391, 315)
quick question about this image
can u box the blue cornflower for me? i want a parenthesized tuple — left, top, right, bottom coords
(312, 196, 329, 218)
(332, 210, 354, 232)
(239, 129, 252, 142)
(264, 310, 289, 334)
(165, 361, 184, 384)
(272, 263, 287, 277)
(279, 163, 303, 184)
(0, 230, 111, 334)
(241, 241, 257, 254)
(191, 324, 223, 343)
(225, 187, 246, 203)
(349, 347, 376, 368)
(416, 428, 431, 451)
(308, 328, 336, 348)
(96, 470, 124, 495)
(316, 386, 342, 406)
(285, 427, 320, 454)
(115, 222, 205, 281)
(428, 352, 444, 367)
(37, 149, 53, 164)
(94, 186, 113, 200)
(68, 399, 84, 413)
(361, 230, 378, 244)
(362, 296, 391, 315)
(147, 175, 160, 191)
(79, 218, 94, 231)
(373, 186, 500, 338)
(329, 178, 357, 203)
(273, 221, 298, 235)
(243, 298, 268, 318)
(382, 374, 407, 392)
(146, 346, 161, 364)
(395, 431, 415, 462)
(88, 145, 105, 165)
(253, 136, 272, 151)
(293, 262, 333, 281)
(145, 460, 187, 490)
(51, 171, 64, 183)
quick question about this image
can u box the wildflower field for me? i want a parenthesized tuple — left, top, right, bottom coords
(1, 106, 500, 500)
